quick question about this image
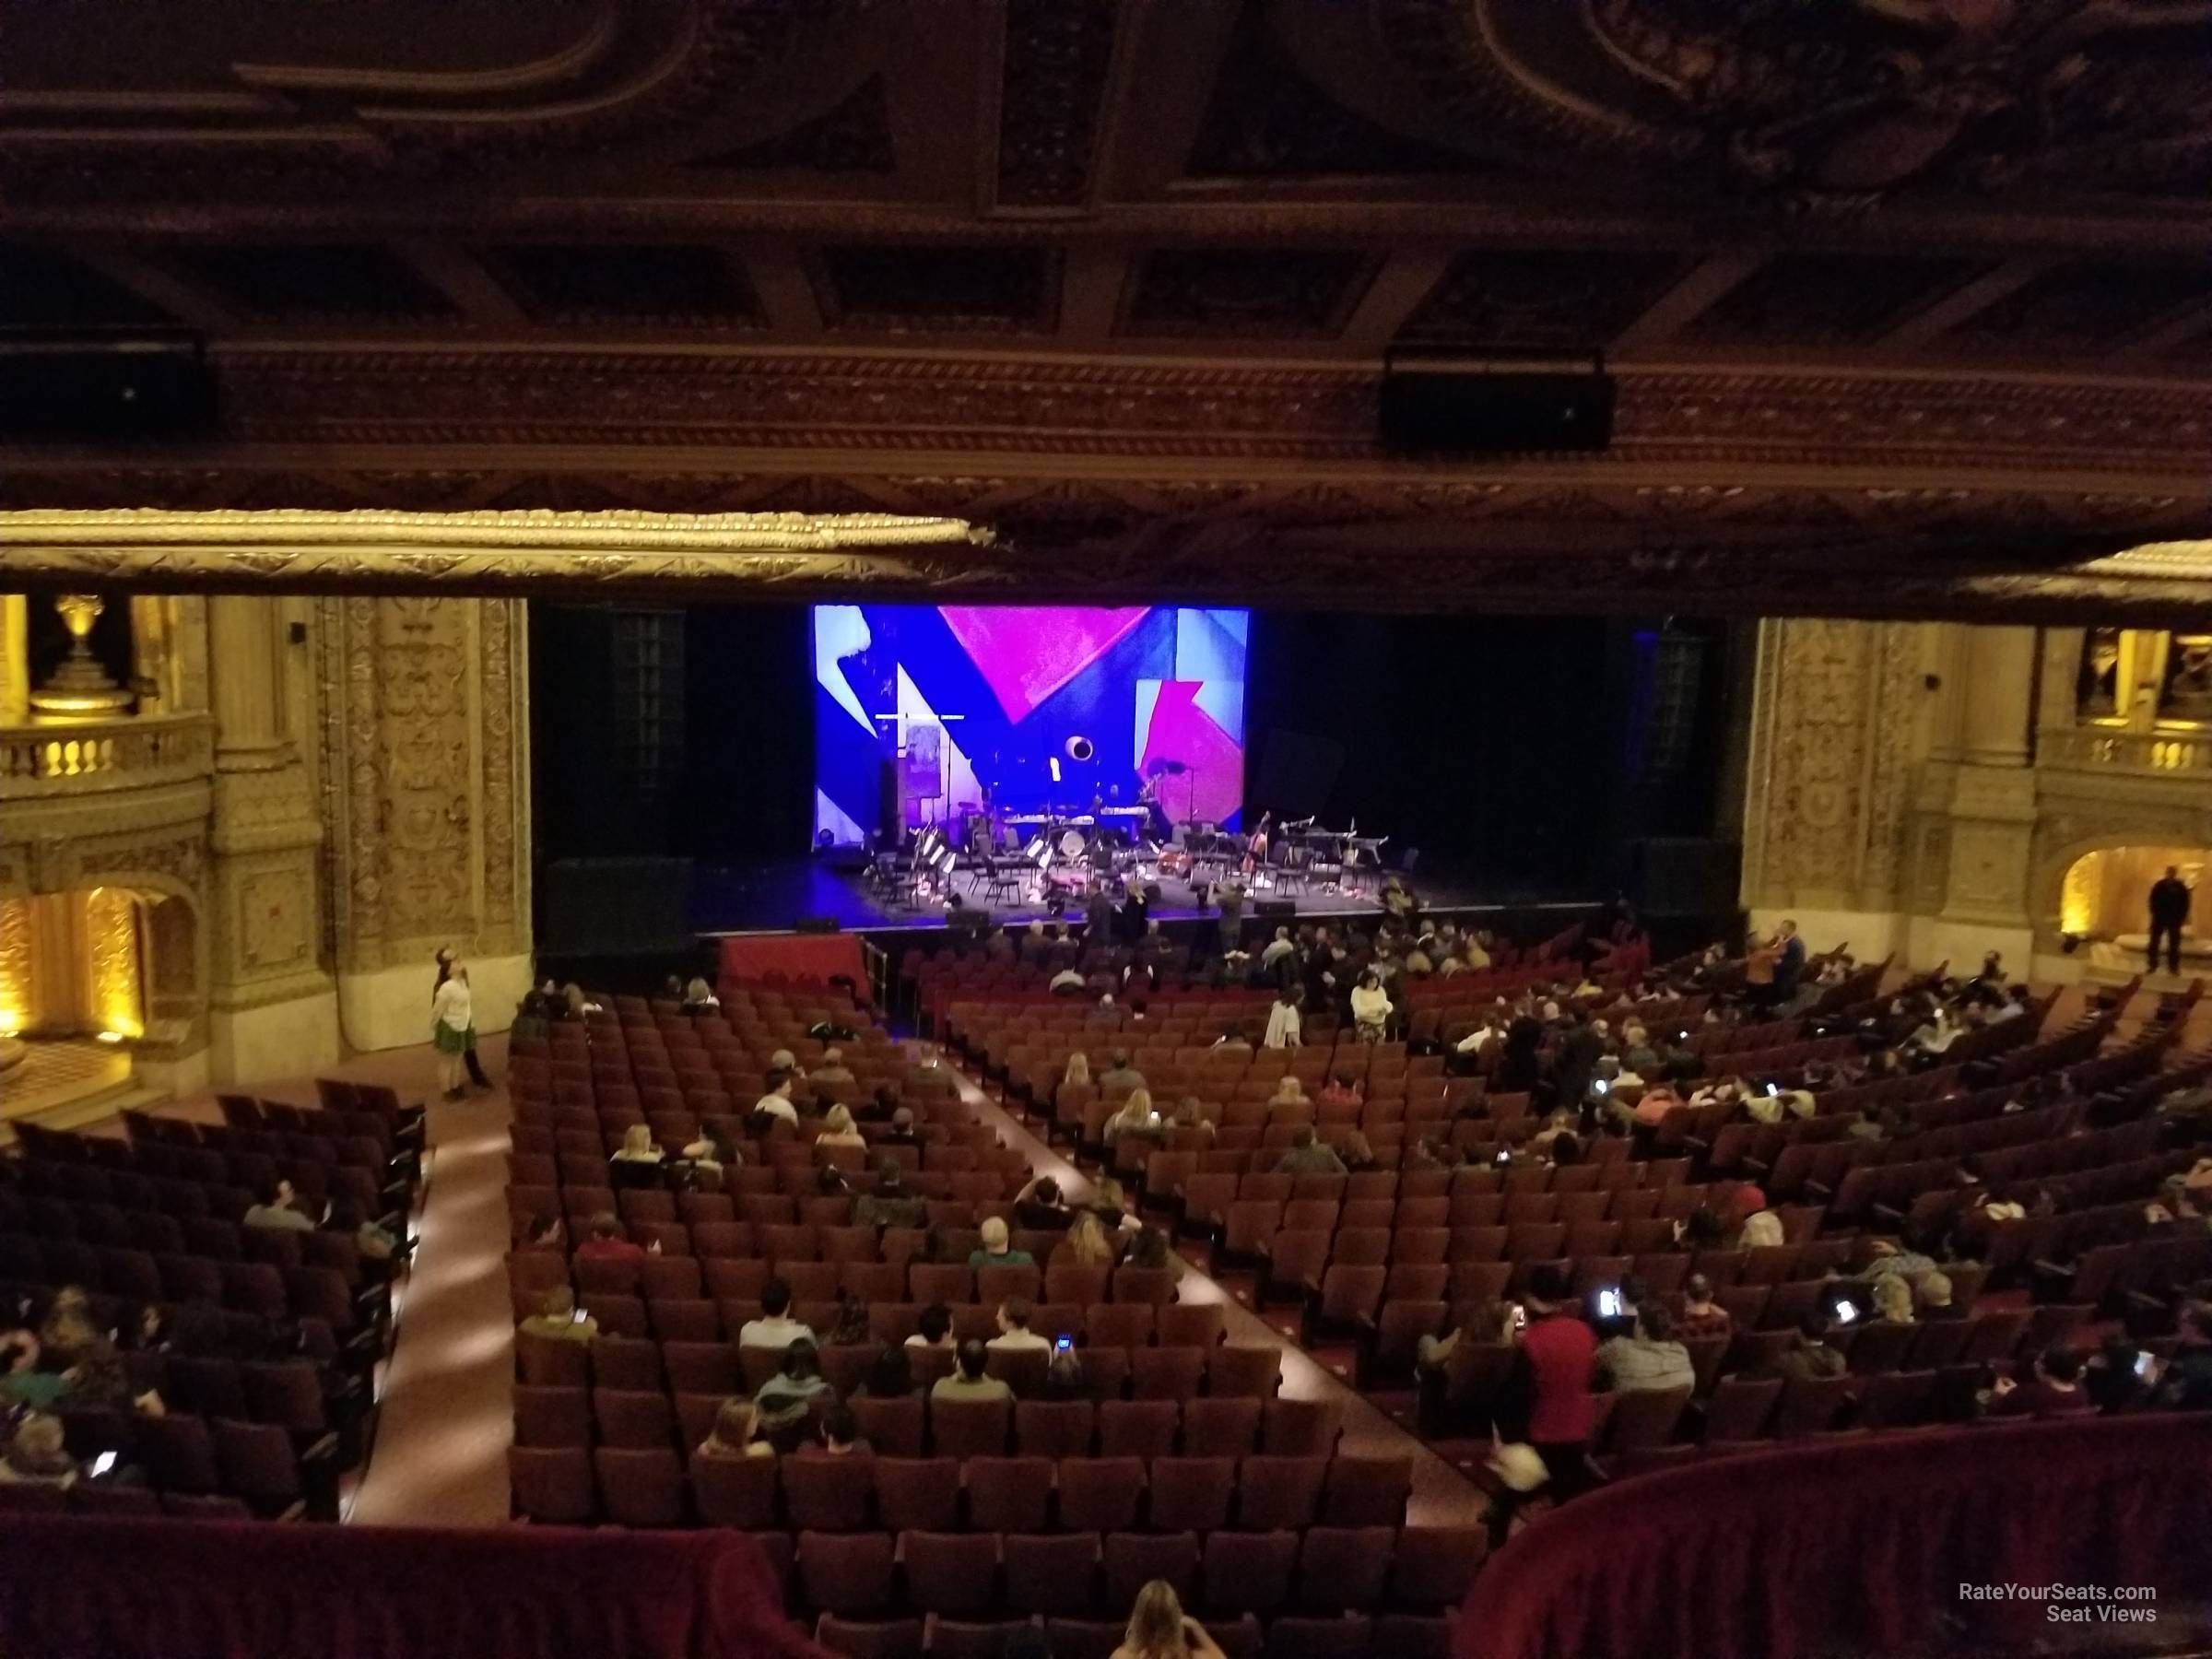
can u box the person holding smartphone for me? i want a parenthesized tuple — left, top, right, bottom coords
(1112, 1580, 1227, 1659)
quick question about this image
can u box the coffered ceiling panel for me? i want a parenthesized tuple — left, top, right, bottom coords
(479, 245, 764, 327)
(1400, 251, 1692, 350)
(1123, 249, 1374, 338)
(172, 245, 457, 322)
(1946, 262, 2212, 353)
(810, 246, 1057, 334)
(0, 246, 176, 328)
(1686, 254, 1997, 348)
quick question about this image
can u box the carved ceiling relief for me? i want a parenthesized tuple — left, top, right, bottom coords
(996, 0, 1118, 206)
(1514, 0, 2212, 205)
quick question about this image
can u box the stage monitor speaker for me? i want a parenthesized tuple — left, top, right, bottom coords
(1255, 900, 1298, 921)
(541, 857, 693, 957)
(0, 335, 219, 441)
(794, 915, 841, 934)
(1616, 836, 1740, 921)
(1379, 355, 1613, 454)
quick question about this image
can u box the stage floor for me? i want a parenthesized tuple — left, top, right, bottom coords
(691, 854, 1591, 938)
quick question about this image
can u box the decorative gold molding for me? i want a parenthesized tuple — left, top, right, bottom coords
(0, 506, 994, 593)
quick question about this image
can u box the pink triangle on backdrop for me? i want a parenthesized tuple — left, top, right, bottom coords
(937, 606, 1151, 723)
(1139, 681, 1242, 824)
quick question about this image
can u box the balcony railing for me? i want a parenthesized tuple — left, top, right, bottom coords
(0, 712, 217, 798)
(2042, 726, 2212, 775)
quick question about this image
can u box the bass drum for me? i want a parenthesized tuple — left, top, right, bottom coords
(1057, 829, 1088, 860)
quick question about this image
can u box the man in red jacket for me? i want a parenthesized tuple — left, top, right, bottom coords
(1519, 1264, 1598, 1498)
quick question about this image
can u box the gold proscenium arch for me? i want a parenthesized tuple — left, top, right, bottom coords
(0, 508, 998, 599)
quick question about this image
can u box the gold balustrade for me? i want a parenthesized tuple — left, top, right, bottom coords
(2041, 726, 2212, 775)
(0, 712, 216, 798)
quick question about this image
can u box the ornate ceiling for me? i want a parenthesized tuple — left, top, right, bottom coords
(4, 0, 2210, 617)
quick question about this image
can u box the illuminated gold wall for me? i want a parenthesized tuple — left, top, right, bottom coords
(0, 888, 144, 1040)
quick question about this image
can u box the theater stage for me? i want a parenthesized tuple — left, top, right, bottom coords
(690, 853, 1593, 939)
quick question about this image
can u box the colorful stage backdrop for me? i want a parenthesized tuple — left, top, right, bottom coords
(813, 605, 1248, 843)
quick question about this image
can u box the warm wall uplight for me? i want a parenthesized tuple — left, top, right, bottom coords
(95, 1030, 126, 1043)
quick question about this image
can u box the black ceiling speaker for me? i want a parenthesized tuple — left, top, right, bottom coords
(1378, 352, 1613, 454)
(0, 333, 219, 441)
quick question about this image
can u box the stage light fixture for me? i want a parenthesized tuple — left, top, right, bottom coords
(1049, 757, 1061, 783)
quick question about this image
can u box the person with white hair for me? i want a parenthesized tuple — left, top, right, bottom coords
(430, 962, 477, 1101)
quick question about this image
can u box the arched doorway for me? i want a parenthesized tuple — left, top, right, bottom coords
(2058, 846, 2206, 973)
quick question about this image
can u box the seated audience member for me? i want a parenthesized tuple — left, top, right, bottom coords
(1212, 1024, 1253, 1057)
(679, 975, 720, 1013)
(905, 1303, 956, 1353)
(1677, 1274, 1732, 1342)
(815, 1103, 866, 1150)
(1730, 1185, 1786, 1250)
(856, 1346, 914, 1400)
(1099, 1050, 1147, 1094)
(1124, 1227, 1174, 1272)
(877, 1105, 920, 1146)
(1318, 1069, 1362, 1107)
(2082, 1335, 2153, 1414)
(753, 1071, 801, 1129)
(854, 1161, 928, 1230)
(932, 1339, 1013, 1403)
(1053, 1210, 1118, 1271)
(823, 1291, 871, 1348)
(1916, 1270, 1967, 1321)
(1763, 1315, 1847, 1382)
(2150, 1301, 2212, 1410)
(518, 1213, 564, 1253)
(1417, 1300, 1516, 1378)
(1114, 1579, 1230, 1659)
(244, 1180, 316, 1233)
(38, 1288, 146, 1413)
(812, 1046, 855, 1088)
(0, 1413, 77, 1488)
(610, 1123, 665, 1168)
(519, 1286, 597, 1344)
(753, 1340, 831, 1447)
(1104, 1088, 1163, 1147)
(740, 1278, 818, 1350)
(1088, 1180, 1143, 1235)
(0, 1328, 70, 1409)
(1267, 1073, 1308, 1111)
(575, 1212, 649, 1263)
(970, 1217, 1034, 1270)
(1864, 1225, 1939, 1279)
(1049, 963, 1088, 996)
(1870, 1275, 1915, 1324)
(696, 1396, 771, 1461)
(1596, 1303, 1693, 1394)
(1519, 1265, 1598, 1498)
(799, 1405, 871, 1458)
(1015, 1176, 1075, 1232)
(680, 1120, 738, 1175)
(1984, 1345, 2096, 1419)
(988, 1300, 1053, 1352)
(1275, 1124, 1347, 1176)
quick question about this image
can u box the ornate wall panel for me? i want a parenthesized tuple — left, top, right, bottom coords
(1743, 618, 1925, 912)
(317, 594, 530, 975)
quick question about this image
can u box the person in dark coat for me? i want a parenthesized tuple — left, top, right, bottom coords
(2148, 865, 2192, 975)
